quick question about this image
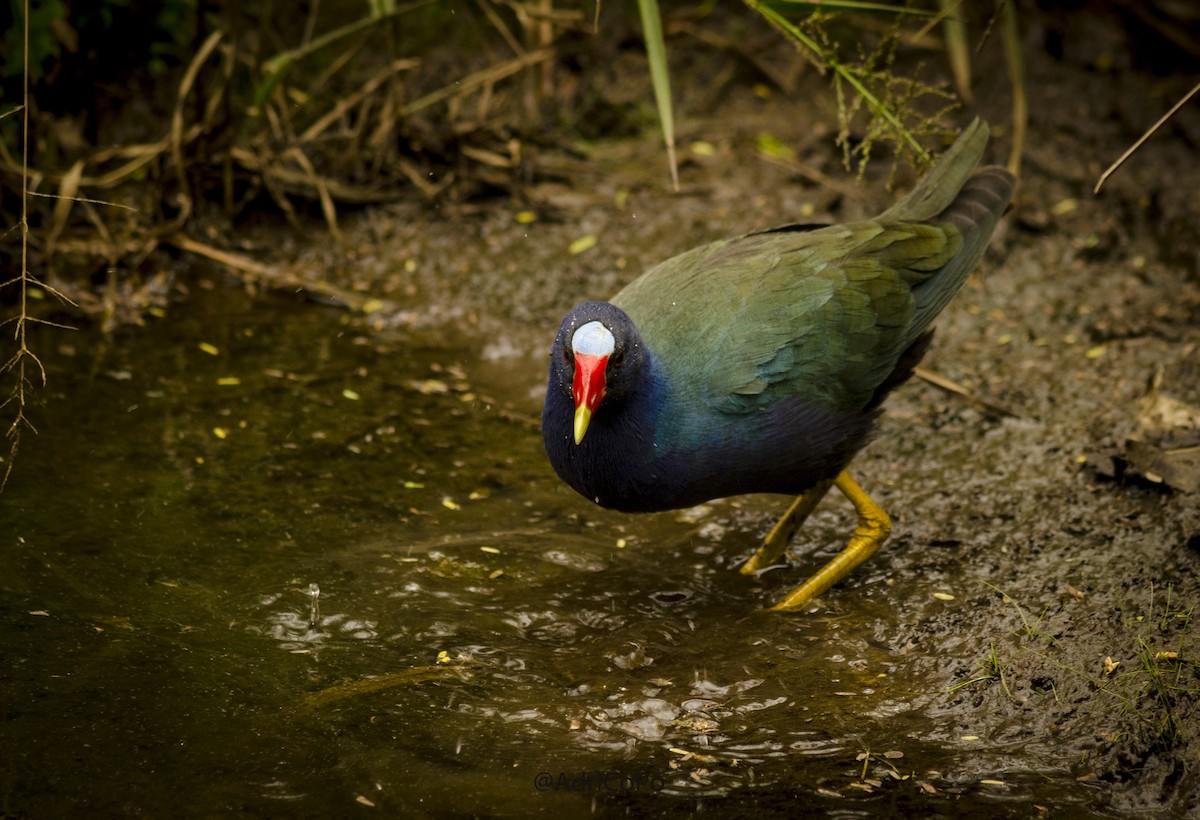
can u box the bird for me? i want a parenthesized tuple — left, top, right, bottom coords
(541, 118, 1015, 611)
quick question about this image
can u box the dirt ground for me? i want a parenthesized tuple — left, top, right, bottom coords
(15, 5, 1200, 814)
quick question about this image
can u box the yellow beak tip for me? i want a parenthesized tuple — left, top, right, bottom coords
(573, 406, 592, 445)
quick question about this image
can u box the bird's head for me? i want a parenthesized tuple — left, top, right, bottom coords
(550, 301, 643, 444)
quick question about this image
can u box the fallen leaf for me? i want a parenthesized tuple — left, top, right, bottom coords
(409, 379, 449, 395)
(756, 132, 796, 161)
(1088, 365, 1200, 492)
(568, 234, 597, 255)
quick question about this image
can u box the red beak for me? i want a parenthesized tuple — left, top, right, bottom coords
(571, 352, 608, 444)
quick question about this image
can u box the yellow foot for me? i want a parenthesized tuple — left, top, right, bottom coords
(742, 469, 892, 612)
(739, 478, 834, 575)
(768, 470, 891, 611)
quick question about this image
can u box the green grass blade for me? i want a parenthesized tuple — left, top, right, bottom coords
(1001, 0, 1026, 177)
(637, 0, 679, 190)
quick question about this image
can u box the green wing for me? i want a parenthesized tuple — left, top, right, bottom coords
(612, 220, 962, 414)
(609, 117, 995, 417)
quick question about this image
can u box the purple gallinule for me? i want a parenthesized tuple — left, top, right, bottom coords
(542, 119, 1015, 610)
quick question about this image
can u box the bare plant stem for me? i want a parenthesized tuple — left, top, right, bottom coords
(2, 4, 34, 489)
(2, 1, 58, 491)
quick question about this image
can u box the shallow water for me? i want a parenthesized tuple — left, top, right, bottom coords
(0, 288, 1170, 817)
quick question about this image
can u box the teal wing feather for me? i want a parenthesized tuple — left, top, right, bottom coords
(613, 220, 963, 415)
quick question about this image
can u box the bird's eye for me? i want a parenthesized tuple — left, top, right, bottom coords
(611, 350, 625, 368)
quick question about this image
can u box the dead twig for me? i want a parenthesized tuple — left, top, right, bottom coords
(1095, 80, 1200, 194)
(164, 233, 394, 314)
(914, 365, 1018, 419)
(168, 30, 226, 232)
(300, 57, 420, 143)
(402, 47, 555, 116)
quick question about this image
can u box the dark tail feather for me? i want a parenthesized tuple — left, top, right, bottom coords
(940, 167, 1017, 238)
(909, 166, 1016, 337)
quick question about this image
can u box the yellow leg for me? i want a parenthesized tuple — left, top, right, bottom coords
(766, 470, 891, 611)
(739, 478, 835, 575)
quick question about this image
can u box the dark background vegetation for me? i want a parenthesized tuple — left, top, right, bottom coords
(2, 1, 1198, 308)
(2, 0, 1198, 310)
